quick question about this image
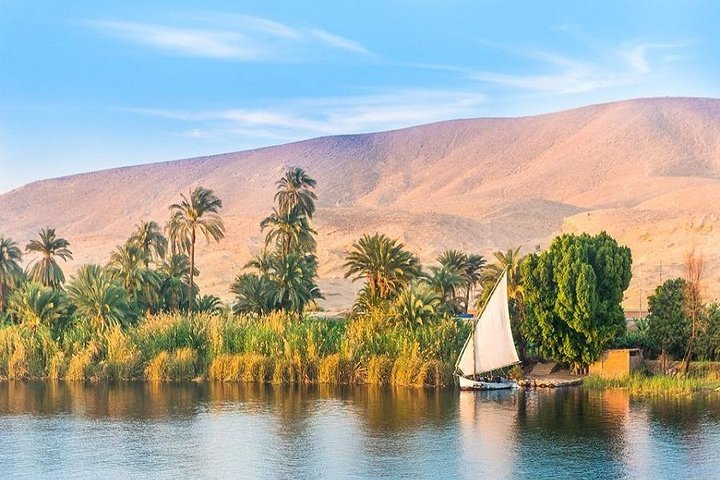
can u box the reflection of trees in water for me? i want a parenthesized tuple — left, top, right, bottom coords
(643, 394, 720, 429)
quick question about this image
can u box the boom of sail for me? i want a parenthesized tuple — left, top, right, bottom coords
(456, 271, 520, 376)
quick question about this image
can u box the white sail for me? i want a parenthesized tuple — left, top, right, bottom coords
(457, 271, 520, 375)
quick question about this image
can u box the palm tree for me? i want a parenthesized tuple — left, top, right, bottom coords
(195, 295, 224, 315)
(107, 242, 160, 310)
(275, 167, 318, 217)
(438, 249, 467, 273)
(167, 187, 225, 311)
(6, 281, 67, 332)
(129, 220, 168, 267)
(66, 264, 132, 330)
(260, 207, 316, 255)
(393, 281, 442, 327)
(244, 250, 274, 274)
(344, 233, 421, 304)
(267, 253, 323, 320)
(25, 227, 73, 289)
(425, 265, 465, 314)
(462, 254, 486, 312)
(480, 247, 524, 305)
(230, 273, 276, 316)
(0, 237, 23, 312)
(157, 254, 197, 312)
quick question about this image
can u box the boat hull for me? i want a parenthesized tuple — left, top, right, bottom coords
(457, 374, 517, 391)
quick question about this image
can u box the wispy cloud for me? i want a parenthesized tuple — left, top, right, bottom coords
(86, 14, 371, 60)
(126, 88, 486, 143)
(471, 41, 688, 95)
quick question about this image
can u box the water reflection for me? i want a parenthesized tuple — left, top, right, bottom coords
(0, 382, 719, 478)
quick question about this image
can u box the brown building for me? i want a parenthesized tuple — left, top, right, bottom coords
(589, 349, 643, 378)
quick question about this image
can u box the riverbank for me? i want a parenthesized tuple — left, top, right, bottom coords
(584, 371, 720, 395)
(0, 311, 468, 387)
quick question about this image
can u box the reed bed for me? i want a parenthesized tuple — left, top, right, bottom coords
(584, 373, 720, 395)
(0, 309, 468, 387)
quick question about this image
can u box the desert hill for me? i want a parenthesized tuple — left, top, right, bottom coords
(2, 97, 720, 310)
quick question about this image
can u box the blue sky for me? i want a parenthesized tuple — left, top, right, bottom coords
(1, 0, 718, 192)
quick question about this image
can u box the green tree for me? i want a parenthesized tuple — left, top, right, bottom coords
(0, 237, 23, 312)
(267, 252, 322, 320)
(230, 273, 276, 315)
(646, 278, 689, 363)
(6, 281, 67, 332)
(393, 281, 442, 327)
(107, 242, 161, 310)
(521, 232, 632, 371)
(66, 264, 132, 330)
(462, 254, 486, 312)
(275, 167, 317, 217)
(344, 233, 421, 307)
(157, 254, 197, 312)
(167, 187, 225, 311)
(195, 295, 224, 315)
(260, 207, 316, 255)
(129, 220, 168, 267)
(425, 265, 465, 314)
(25, 227, 73, 289)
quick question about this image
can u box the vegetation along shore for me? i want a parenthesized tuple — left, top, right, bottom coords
(1, 167, 720, 390)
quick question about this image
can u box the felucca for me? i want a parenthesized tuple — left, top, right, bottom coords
(455, 270, 520, 390)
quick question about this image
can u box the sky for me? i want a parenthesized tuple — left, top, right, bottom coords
(1, 0, 718, 192)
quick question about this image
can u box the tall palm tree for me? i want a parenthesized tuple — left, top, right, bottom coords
(25, 227, 73, 289)
(66, 264, 132, 330)
(129, 220, 168, 267)
(260, 207, 316, 255)
(0, 237, 23, 312)
(275, 167, 318, 218)
(167, 187, 225, 311)
(7, 281, 67, 332)
(344, 233, 421, 303)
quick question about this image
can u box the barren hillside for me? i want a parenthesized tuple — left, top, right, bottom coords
(2, 97, 720, 310)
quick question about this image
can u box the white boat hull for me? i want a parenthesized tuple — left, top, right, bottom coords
(457, 374, 517, 391)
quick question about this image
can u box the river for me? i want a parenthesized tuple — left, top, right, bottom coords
(0, 382, 718, 479)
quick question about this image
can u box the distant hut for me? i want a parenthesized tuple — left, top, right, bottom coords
(588, 349, 643, 378)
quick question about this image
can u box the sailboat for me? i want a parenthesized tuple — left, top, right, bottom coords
(455, 270, 520, 390)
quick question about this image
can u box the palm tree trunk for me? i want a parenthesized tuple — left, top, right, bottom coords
(465, 284, 471, 313)
(188, 228, 196, 312)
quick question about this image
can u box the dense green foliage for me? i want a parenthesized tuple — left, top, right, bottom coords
(521, 232, 632, 370)
(232, 167, 322, 319)
(646, 278, 690, 358)
(0, 237, 23, 312)
(0, 311, 468, 386)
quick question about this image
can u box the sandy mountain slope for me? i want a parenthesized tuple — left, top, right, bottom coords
(2, 97, 720, 311)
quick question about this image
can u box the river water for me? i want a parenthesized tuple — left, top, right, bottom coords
(0, 382, 718, 479)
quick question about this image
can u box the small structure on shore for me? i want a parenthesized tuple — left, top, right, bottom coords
(589, 348, 643, 378)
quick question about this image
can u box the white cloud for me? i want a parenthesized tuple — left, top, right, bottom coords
(472, 41, 686, 95)
(87, 14, 371, 61)
(126, 88, 486, 143)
